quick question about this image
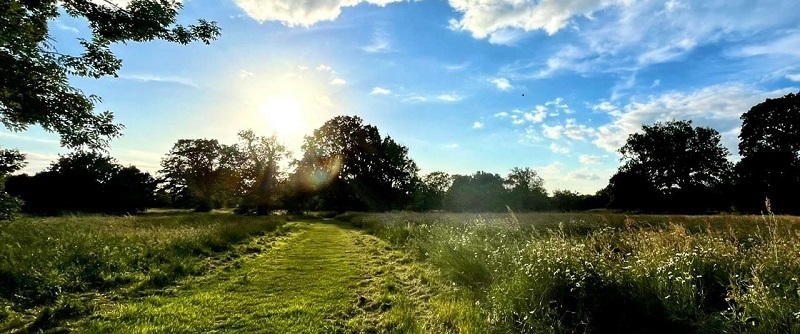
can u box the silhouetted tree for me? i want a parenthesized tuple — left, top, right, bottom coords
(736, 92, 800, 213)
(410, 171, 452, 211)
(505, 167, 549, 211)
(445, 172, 507, 212)
(293, 116, 418, 211)
(235, 129, 290, 215)
(606, 170, 661, 212)
(5, 152, 155, 214)
(0, 148, 26, 220)
(159, 139, 244, 212)
(1, 0, 219, 149)
(617, 120, 732, 212)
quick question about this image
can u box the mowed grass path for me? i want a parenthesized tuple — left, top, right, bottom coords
(77, 221, 375, 333)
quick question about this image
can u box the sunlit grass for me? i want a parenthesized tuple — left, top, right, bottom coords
(0, 212, 288, 332)
(344, 212, 800, 333)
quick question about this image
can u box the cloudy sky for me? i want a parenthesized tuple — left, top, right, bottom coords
(5, 0, 800, 193)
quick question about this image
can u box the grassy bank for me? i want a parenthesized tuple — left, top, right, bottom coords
(0, 212, 288, 331)
(342, 212, 800, 333)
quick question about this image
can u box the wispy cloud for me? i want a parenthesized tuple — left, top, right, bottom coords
(444, 62, 471, 72)
(489, 77, 513, 91)
(362, 28, 393, 53)
(437, 93, 462, 102)
(329, 78, 347, 85)
(239, 69, 254, 79)
(579, 155, 603, 164)
(0, 131, 59, 144)
(472, 122, 484, 129)
(371, 87, 391, 95)
(119, 74, 198, 88)
(316, 64, 333, 72)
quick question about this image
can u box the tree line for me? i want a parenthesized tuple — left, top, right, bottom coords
(2, 91, 800, 216)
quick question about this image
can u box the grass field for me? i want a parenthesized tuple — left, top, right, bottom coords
(0, 211, 289, 332)
(2, 211, 800, 333)
(342, 211, 800, 333)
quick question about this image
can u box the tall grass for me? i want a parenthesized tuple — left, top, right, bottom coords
(0, 212, 287, 330)
(344, 211, 800, 333)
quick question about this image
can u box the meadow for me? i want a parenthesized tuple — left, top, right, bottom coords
(0, 211, 288, 332)
(2, 210, 800, 333)
(341, 211, 800, 333)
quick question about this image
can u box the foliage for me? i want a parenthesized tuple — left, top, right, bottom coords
(0, 148, 26, 220)
(352, 211, 800, 333)
(293, 116, 419, 211)
(159, 139, 244, 211)
(410, 171, 451, 211)
(235, 129, 290, 215)
(5, 152, 155, 214)
(737, 92, 800, 213)
(444, 171, 507, 212)
(1, 0, 219, 149)
(616, 120, 733, 213)
(505, 167, 549, 211)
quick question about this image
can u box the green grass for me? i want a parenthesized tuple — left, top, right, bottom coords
(0, 212, 288, 332)
(343, 211, 800, 333)
(75, 221, 457, 333)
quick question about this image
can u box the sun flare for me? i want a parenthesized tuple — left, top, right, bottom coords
(258, 95, 305, 138)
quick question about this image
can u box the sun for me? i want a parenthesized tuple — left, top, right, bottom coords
(258, 95, 305, 138)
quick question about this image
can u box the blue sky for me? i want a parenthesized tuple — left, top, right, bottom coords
(4, 0, 800, 194)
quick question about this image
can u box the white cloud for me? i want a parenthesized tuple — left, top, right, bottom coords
(445, 143, 460, 149)
(444, 62, 471, 71)
(119, 74, 198, 88)
(447, 0, 626, 39)
(472, 122, 484, 129)
(239, 69, 254, 79)
(402, 95, 428, 102)
(329, 78, 347, 85)
(737, 34, 800, 58)
(362, 29, 393, 53)
(298, 65, 309, 71)
(437, 93, 463, 102)
(788, 74, 800, 82)
(0, 132, 59, 144)
(591, 83, 798, 153)
(550, 142, 570, 154)
(524, 109, 547, 123)
(316, 64, 333, 72)
(568, 169, 601, 181)
(490, 77, 513, 90)
(232, 0, 404, 26)
(494, 111, 510, 118)
(371, 87, 391, 95)
(579, 154, 603, 164)
(542, 123, 563, 139)
(498, 1, 800, 78)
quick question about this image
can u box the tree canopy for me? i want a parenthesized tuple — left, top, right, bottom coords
(737, 92, 800, 213)
(1, 0, 220, 149)
(293, 116, 418, 211)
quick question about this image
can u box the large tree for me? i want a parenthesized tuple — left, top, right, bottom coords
(159, 139, 243, 211)
(294, 116, 418, 211)
(235, 129, 290, 215)
(617, 120, 732, 212)
(444, 171, 507, 212)
(504, 167, 549, 211)
(410, 171, 452, 211)
(1, 0, 220, 149)
(737, 92, 800, 213)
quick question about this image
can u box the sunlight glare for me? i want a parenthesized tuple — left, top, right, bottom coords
(258, 95, 305, 138)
